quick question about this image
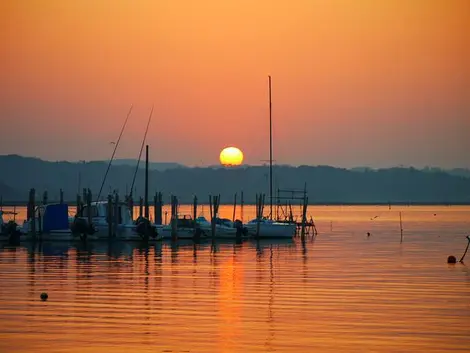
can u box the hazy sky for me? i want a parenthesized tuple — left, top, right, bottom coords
(1, 0, 469, 168)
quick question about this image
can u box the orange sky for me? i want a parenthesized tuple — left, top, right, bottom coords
(0, 0, 469, 168)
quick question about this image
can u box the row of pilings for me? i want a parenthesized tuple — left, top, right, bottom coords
(25, 188, 315, 240)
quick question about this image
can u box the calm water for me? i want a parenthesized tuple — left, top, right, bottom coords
(0, 205, 469, 352)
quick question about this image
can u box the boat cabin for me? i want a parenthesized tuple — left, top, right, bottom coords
(80, 201, 133, 225)
(32, 203, 70, 231)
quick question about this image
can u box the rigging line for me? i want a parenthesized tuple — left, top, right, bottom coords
(96, 104, 133, 201)
(130, 105, 154, 197)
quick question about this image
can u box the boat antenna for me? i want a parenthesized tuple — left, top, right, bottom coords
(96, 104, 133, 202)
(130, 105, 154, 197)
(268, 75, 273, 220)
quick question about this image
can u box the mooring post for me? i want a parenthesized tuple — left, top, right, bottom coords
(27, 192, 31, 221)
(210, 195, 219, 239)
(144, 145, 149, 219)
(192, 195, 198, 235)
(232, 193, 237, 223)
(30, 188, 36, 239)
(59, 189, 64, 204)
(139, 197, 143, 218)
(209, 195, 213, 221)
(107, 194, 113, 239)
(153, 193, 158, 223)
(155, 192, 163, 225)
(83, 188, 87, 206)
(400, 212, 403, 243)
(171, 195, 178, 240)
(193, 195, 198, 221)
(37, 206, 42, 238)
(128, 194, 134, 220)
(301, 196, 308, 240)
(76, 194, 82, 216)
(86, 189, 92, 227)
(42, 190, 48, 206)
(114, 193, 119, 237)
(256, 194, 261, 238)
(240, 190, 244, 222)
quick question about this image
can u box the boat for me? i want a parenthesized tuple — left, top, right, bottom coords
(245, 218, 297, 238)
(243, 76, 297, 239)
(20, 201, 162, 241)
(19, 203, 76, 241)
(0, 210, 21, 242)
(157, 215, 208, 239)
(195, 216, 249, 239)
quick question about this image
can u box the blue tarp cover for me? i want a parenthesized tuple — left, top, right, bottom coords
(43, 204, 69, 232)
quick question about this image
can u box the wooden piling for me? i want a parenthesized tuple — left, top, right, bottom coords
(171, 195, 178, 240)
(399, 211, 403, 243)
(86, 189, 92, 226)
(193, 195, 198, 221)
(240, 191, 244, 222)
(209, 195, 213, 222)
(59, 189, 64, 204)
(83, 188, 87, 206)
(29, 188, 36, 238)
(114, 193, 119, 237)
(300, 196, 308, 240)
(255, 194, 260, 238)
(76, 194, 82, 216)
(27, 193, 31, 221)
(107, 194, 113, 239)
(152, 193, 157, 223)
(42, 190, 48, 205)
(144, 144, 149, 219)
(155, 192, 163, 225)
(37, 206, 42, 238)
(210, 194, 220, 239)
(139, 197, 143, 218)
(193, 195, 198, 235)
(127, 194, 134, 220)
(232, 193, 237, 222)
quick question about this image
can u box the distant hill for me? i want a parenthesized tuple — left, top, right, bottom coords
(1, 154, 470, 204)
(0, 181, 17, 200)
(430, 168, 470, 179)
(107, 159, 187, 171)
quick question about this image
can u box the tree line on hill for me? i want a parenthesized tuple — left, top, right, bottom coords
(0, 154, 469, 204)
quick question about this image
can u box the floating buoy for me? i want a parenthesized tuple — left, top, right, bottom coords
(40, 292, 48, 301)
(447, 255, 457, 264)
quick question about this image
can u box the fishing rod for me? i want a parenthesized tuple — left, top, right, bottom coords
(96, 104, 133, 202)
(130, 105, 154, 197)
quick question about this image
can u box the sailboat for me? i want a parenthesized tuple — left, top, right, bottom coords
(245, 76, 297, 238)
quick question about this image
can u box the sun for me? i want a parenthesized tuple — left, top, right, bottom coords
(220, 147, 244, 166)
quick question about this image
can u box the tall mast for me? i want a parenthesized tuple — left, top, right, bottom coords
(268, 75, 273, 220)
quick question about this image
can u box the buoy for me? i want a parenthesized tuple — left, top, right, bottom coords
(367, 232, 371, 236)
(447, 255, 457, 264)
(40, 292, 48, 301)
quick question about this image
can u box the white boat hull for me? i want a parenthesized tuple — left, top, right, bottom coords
(19, 223, 162, 241)
(246, 222, 296, 238)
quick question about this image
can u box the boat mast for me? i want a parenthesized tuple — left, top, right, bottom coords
(268, 75, 273, 220)
(130, 105, 154, 198)
(96, 104, 133, 202)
